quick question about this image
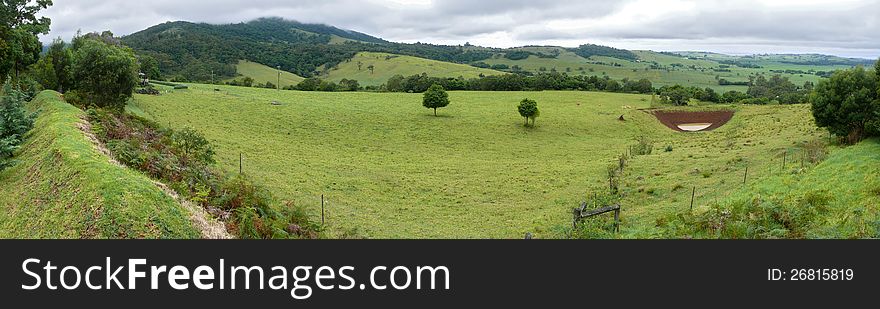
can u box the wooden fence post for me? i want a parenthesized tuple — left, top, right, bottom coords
(782, 151, 786, 170)
(614, 208, 620, 233)
(743, 166, 748, 185)
(321, 194, 325, 225)
(239, 153, 243, 174)
(690, 186, 696, 211)
(572, 203, 621, 233)
(609, 175, 614, 195)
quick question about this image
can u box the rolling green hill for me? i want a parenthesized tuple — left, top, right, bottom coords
(321, 52, 504, 86)
(122, 18, 501, 81)
(0, 91, 199, 238)
(226, 60, 305, 88)
(482, 47, 861, 92)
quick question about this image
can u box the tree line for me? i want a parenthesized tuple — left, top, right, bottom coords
(382, 73, 654, 93)
(658, 74, 816, 105)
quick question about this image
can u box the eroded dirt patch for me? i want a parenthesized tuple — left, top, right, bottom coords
(648, 110, 735, 132)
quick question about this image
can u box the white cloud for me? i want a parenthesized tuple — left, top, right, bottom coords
(37, 0, 880, 59)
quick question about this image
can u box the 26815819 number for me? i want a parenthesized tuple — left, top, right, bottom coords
(792, 269, 853, 281)
(768, 268, 854, 281)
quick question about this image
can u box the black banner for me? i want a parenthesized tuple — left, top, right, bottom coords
(0, 240, 875, 307)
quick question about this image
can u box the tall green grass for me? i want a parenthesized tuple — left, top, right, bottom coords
(656, 140, 880, 238)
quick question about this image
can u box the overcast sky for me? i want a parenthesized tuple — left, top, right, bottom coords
(39, 0, 880, 59)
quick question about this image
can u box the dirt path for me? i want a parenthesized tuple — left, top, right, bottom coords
(76, 117, 233, 239)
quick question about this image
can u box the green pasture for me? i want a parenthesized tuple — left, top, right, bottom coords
(131, 84, 829, 238)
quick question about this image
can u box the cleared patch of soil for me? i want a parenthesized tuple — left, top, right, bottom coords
(648, 110, 735, 132)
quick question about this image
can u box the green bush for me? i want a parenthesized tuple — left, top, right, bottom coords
(0, 80, 37, 170)
(71, 35, 139, 109)
(811, 64, 879, 143)
(657, 190, 838, 239)
(630, 136, 654, 156)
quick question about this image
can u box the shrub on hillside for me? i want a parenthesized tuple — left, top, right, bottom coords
(630, 136, 654, 156)
(811, 64, 879, 143)
(0, 80, 37, 170)
(655, 189, 852, 239)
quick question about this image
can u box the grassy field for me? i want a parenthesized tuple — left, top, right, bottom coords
(227, 60, 306, 88)
(131, 84, 832, 238)
(0, 91, 198, 238)
(481, 47, 856, 92)
(321, 52, 504, 86)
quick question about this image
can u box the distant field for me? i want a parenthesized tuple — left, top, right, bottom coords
(321, 52, 504, 86)
(482, 47, 854, 92)
(227, 60, 305, 88)
(132, 84, 825, 238)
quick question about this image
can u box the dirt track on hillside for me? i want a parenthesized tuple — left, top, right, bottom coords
(648, 110, 735, 132)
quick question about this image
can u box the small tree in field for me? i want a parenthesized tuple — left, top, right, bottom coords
(422, 84, 449, 116)
(518, 98, 539, 126)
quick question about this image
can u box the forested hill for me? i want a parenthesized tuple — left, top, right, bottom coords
(122, 17, 876, 85)
(122, 17, 503, 81)
(123, 17, 649, 82)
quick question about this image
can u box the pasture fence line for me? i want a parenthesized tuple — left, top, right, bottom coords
(685, 145, 826, 213)
(572, 201, 621, 233)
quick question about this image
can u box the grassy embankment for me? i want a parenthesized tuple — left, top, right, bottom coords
(0, 91, 198, 238)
